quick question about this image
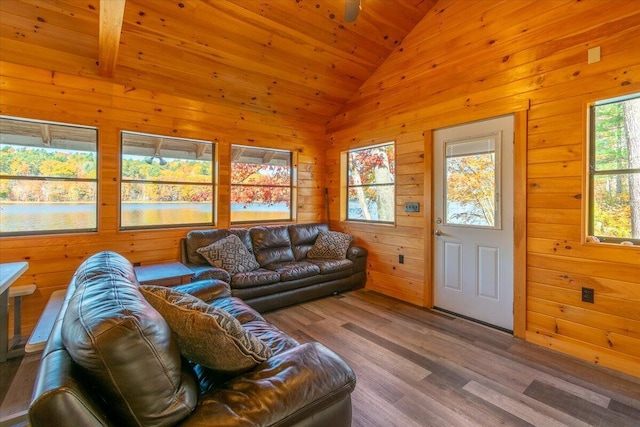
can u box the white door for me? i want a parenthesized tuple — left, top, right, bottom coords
(433, 115, 514, 331)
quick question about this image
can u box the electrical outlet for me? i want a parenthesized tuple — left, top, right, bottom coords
(581, 287, 594, 303)
(399, 254, 404, 264)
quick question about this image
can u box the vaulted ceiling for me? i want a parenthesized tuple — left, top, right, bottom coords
(0, 0, 436, 126)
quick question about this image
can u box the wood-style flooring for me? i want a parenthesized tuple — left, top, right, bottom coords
(264, 290, 640, 427)
(1, 289, 639, 426)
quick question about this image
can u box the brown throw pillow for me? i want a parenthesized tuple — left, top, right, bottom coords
(307, 230, 353, 259)
(196, 234, 260, 275)
(140, 285, 272, 373)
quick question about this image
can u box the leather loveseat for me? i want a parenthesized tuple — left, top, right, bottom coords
(29, 251, 356, 427)
(181, 223, 367, 312)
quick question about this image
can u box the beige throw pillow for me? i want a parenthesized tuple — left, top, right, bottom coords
(307, 230, 353, 259)
(140, 285, 272, 373)
(196, 234, 260, 275)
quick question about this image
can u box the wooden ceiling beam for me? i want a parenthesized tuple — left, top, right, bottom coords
(98, 0, 126, 78)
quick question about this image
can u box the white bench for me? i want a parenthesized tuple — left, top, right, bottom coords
(25, 289, 66, 354)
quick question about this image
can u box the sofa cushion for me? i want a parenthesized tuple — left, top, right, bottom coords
(210, 296, 266, 324)
(307, 230, 353, 259)
(190, 343, 356, 427)
(308, 258, 354, 275)
(140, 285, 273, 373)
(242, 320, 300, 355)
(265, 261, 321, 282)
(231, 268, 281, 289)
(197, 234, 260, 275)
(250, 225, 295, 266)
(61, 251, 197, 427)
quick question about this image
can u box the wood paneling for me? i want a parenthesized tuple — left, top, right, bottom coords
(0, 0, 436, 126)
(0, 61, 326, 336)
(1, 0, 639, 378)
(326, 0, 640, 376)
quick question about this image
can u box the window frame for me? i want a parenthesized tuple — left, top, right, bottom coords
(119, 131, 216, 231)
(230, 145, 295, 225)
(587, 93, 640, 245)
(345, 141, 396, 225)
(0, 116, 99, 236)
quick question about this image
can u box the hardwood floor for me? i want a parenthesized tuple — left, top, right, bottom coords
(264, 290, 640, 427)
(1, 289, 639, 426)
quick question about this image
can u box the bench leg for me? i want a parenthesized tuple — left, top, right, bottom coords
(0, 291, 7, 362)
(9, 295, 25, 356)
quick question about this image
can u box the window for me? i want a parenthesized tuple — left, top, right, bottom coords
(588, 93, 640, 244)
(230, 145, 293, 223)
(445, 133, 501, 228)
(346, 142, 395, 223)
(120, 132, 214, 229)
(0, 116, 98, 236)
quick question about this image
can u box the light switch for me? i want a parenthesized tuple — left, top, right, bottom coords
(404, 202, 420, 212)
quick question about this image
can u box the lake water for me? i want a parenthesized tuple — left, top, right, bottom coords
(0, 202, 212, 233)
(0, 202, 289, 233)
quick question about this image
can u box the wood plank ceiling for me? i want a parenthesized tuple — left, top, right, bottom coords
(0, 0, 436, 126)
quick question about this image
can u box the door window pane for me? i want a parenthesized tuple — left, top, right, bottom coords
(445, 134, 500, 228)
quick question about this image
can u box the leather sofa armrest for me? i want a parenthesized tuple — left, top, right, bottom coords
(182, 342, 356, 427)
(173, 279, 231, 303)
(188, 264, 232, 284)
(347, 245, 367, 259)
(347, 245, 367, 274)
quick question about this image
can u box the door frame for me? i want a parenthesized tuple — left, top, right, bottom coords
(422, 102, 529, 338)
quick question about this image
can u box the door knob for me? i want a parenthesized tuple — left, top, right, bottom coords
(434, 230, 442, 236)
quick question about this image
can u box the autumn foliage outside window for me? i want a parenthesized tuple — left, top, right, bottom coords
(0, 117, 98, 235)
(120, 132, 214, 229)
(444, 134, 500, 228)
(230, 146, 292, 223)
(589, 94, 640, 243)
(347, 143, 395, 223)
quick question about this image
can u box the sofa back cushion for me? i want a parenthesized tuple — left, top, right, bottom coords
(186, 228, 252, 265)
(61, 251, 197, 427)
(289, 223, 329, 261)
(250, 225, 295, 266)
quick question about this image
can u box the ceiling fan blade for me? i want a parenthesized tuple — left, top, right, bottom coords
(345, 0, 361, 23)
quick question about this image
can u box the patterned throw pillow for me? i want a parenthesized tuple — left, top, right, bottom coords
(307, 230, 353, 259)
(196, 234, 260, 275)
(140, 285, 272, 373)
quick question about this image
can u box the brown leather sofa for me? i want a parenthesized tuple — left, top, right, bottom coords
(29, 251, 356, 427)
(181, 223, 367, 312)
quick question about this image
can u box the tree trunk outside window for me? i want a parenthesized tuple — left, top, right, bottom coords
(623, 98, 640, 239)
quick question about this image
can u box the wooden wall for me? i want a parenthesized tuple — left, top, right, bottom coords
(0, 61, 326, 336)
(326, 0, 640, 377)
(1, 0, 639, 378)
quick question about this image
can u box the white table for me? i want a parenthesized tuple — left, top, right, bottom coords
(0, 261, 29, 362)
